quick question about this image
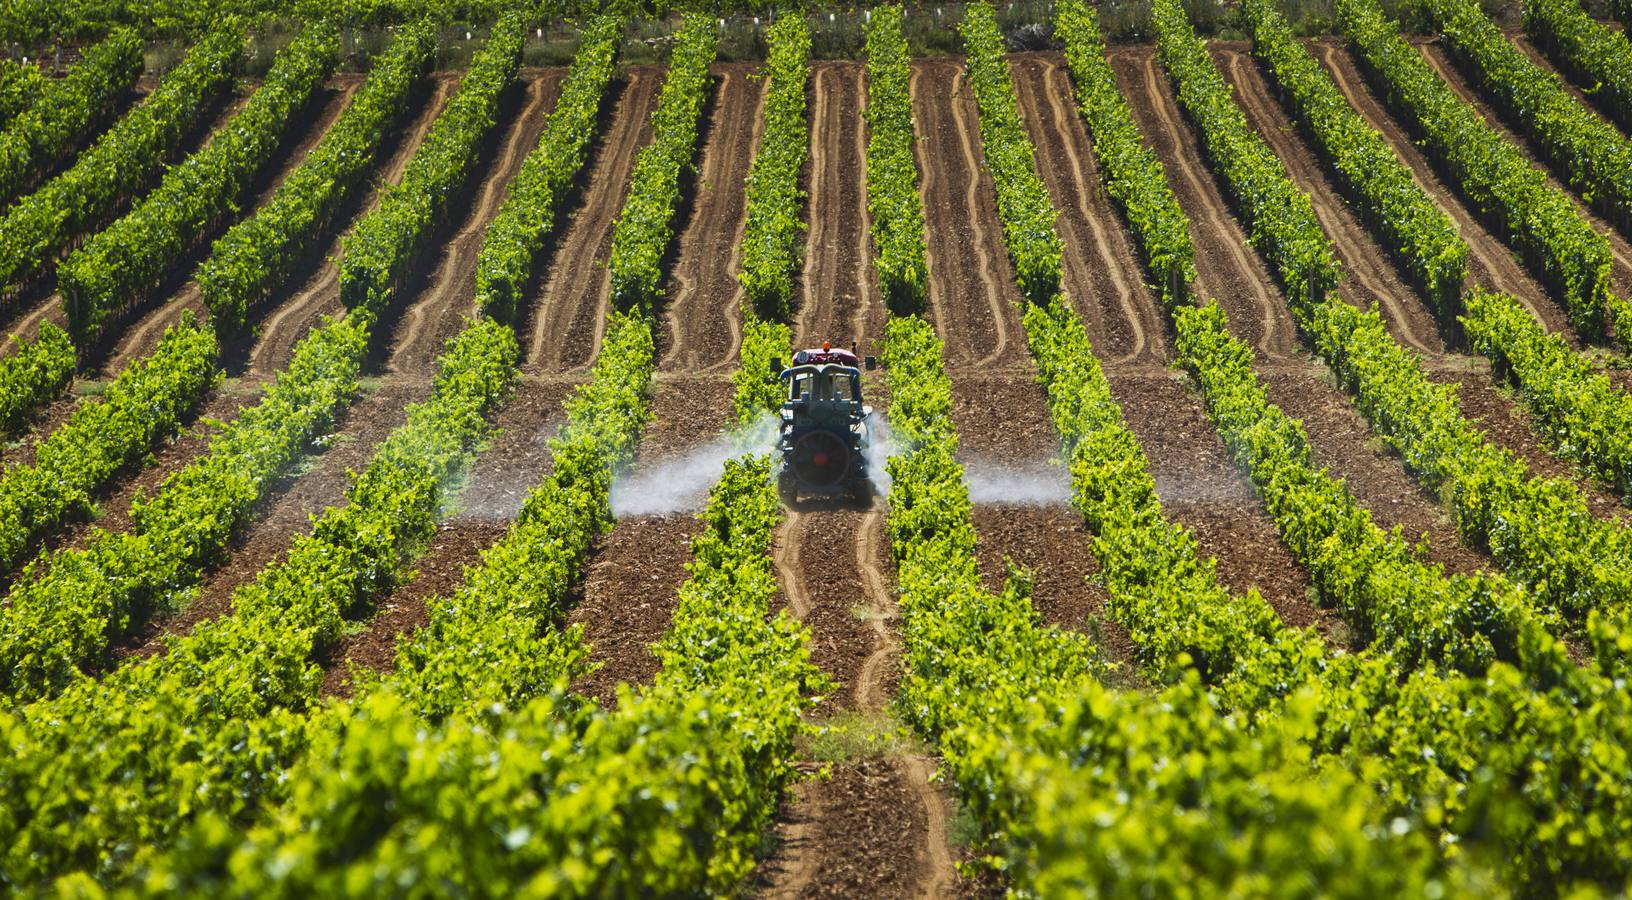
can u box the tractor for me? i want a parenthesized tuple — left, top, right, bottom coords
(771, 342, 876, 504)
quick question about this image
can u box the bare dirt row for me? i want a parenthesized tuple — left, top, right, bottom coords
(755, 59, 960, 900)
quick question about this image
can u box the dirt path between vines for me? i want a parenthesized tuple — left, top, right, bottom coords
(1110, 44, 1499, 578)
(795, 62, 885, 351)
(322, 375, 577, 695)
(658, 62, 766, 373)
(1009, 52, 1165, 368)
(1110, 47, 1297, 358)
(909, 57, 1027, 370)
(525, 68, 660, 373)
(1217, 44, 1442, 355)
(383, 70, 566, 375)
(565, 373, 735, 704)
(756, 60, 962, 899)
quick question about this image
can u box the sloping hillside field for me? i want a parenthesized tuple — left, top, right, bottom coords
(2, 0, 1631, 894)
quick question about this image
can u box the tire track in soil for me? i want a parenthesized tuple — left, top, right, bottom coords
(795, 62, 884, 351)
(321, 376, 578, 696)
(1227, 47, 1625, 529)
(757, 58, 958, 897)
(1009, 52, 1163, 367)
(909, 58, 1025, 370)
(1110, 46, 1295, 359)
(525, 68, 660, 373)
(1110, 45, 1502, 577)
(383, 71, 566, 375)
(1217, 45, 1441, 356)
(1310, 40, 1573, 337)
(659, 63, 766, 374)
(565, 373, 735, 706)
(98, 77, 367, 375)
(245, 73, 459, 376)
(1414, 40, 1632, 291)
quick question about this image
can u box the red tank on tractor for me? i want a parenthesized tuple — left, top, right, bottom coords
(771, 342, 876, 504)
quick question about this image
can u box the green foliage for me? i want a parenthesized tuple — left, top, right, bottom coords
(734, 312, 791, 424)
(0, 58, 46, 123)
(0, 318, 517, 886)
(0, 26, 242, 292)
(1307, 293, 1632, 626)
(0, 315, 365, 704)
(199, 20, 436, 340)
(339, 10, 525, 319)
(0, 29, 143, 207)
(1242, 0, 1468, 321)
(864, 5, 929, 314)
(475, 13, 621, 325)
(0, 324, 75, 436)
(1055, 0, 1195, 312)
(1427, 0, 1632, 249)
(607, 13, 716, 315)
(1152, 0, 1339, 314)
(60, 23, 337, 345)
(0, 317, 218, 583)
(1339, 0, 1616, 336)
(1525, 0, 1632, 137)
(738, 14, 811, 321)
(960, 2, 1063, 306)
(1464, 288, 1632, 497)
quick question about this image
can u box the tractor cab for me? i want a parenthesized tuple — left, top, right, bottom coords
(771, 343, 876, 503)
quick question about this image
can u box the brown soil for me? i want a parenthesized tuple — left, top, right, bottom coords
(246, 74, 460, 376)
(758, 59, 957, 897)
(909, 57, 1029, 369)
(1217, 46, 1444, 355)
(1258, 363, 1494, 577)
(320, 376, 577, 696)
(1414, 40, 1632, 294)
(383, 71, 567, 375)
(525, 68, 661, 373)
(1008, 52, 1166, 367)
(1109, 46, 1299, 358)
(1308, 40, 1572, 336)
(758, 757, 959, 899)
(1107, 369, 1333, 638)
(658, 63, 766, 373)
(112, 380, 422, 664)
(566, 374, 734, 706)
(796, 62, 885, 352)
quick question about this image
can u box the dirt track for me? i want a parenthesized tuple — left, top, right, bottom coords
(658, 63, 766, 373)
(1008, 52, 1166, 367)
(525, 68, 660, 373)
(909, 57, 1028, 370)
(382, 71, 565, 375)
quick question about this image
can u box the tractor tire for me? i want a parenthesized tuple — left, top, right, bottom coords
(778, 471, 799, 506)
